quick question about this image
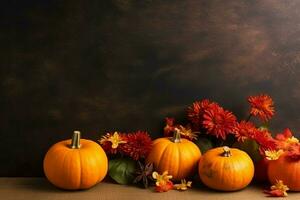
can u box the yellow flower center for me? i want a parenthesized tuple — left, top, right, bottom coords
(174, 179, 192, 191)
(108, 132, 127, 149)
(271, 180, 289, 197)
(152, 171, 173, 186)
(286, 136, 299, 144)
(178, 126, 198, 140)
(265, 150, 284, 160)
(99, 132, 127, 149)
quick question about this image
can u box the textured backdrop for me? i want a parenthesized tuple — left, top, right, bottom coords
(2, 0, 300, 176)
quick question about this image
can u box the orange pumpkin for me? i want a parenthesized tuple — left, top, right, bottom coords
(268, 154, 300, 191)
(198, 146, 254, 191)
(44, 131, 108, 190)
(146, 129, 201, 181)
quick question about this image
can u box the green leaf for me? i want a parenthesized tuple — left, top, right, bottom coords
(232, 139, 262, 162)
(195, 135, 214, 154)
(258, 124, 269, 131)
(109, 158, 137, 185)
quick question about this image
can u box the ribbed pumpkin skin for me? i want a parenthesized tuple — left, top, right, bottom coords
(268, 155, 300, 191)
(44, 139, 108, 190)
(198, 147, 254, 191)
(146, 137, 201, 181)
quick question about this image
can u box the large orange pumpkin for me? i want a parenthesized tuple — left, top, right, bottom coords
(268, 154, 300, 191)
(44, 131, 108, 190)
(146, 129, 201, 181)
(198, 146, 254, 191)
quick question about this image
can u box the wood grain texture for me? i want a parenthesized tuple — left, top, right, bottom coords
(1, 178, 299, 200)
(2, 0, 300, 176)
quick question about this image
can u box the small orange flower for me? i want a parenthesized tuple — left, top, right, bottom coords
(248, 94, 275, 122)
(99, 132, 127, 154)
(265, 149, 284, 160)
(264, 180, 289, 197)
(174, 179, 192, 191)
(177, 125, 198, 140)
(287, 137, 299, 144)
(152, 171, 173, 192)
(163, 118, 198, 141)
(100, 132, 127, 148)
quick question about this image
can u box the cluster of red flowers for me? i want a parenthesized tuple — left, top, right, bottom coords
(99, 131, 152, 160)
(253, 129, 277, 153)
(263, 129, 300, 197)
(234, 123, 300, 159)
(187, 99, 237, 140)
(187, 99, 217, 130)
(233, 95, 282, 154)
(274, 128, 300, 161)
(187, 94, 279, 148)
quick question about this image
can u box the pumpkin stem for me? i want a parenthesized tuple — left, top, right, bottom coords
(70, 131, 81, 149)
(172, 128, 181, 143)
(222, 146, 232, 157)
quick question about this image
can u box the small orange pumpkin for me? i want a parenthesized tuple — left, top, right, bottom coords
(146, 129, 201, 181)
(198, 146, 254, 191)
(268, 154, 300, 191)
(44, 131, 108, 190)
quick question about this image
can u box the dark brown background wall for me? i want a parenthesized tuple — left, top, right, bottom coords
(1, 0, 300, 176)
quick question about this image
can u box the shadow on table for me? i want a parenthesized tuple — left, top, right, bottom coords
(192, 181, 267, 194)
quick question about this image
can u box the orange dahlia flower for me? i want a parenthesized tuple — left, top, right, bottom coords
(248, 94, 275, 122)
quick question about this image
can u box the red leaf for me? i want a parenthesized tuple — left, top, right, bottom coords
(264, 189, 286, 197)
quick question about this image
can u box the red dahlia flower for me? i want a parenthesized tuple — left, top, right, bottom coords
(253, 129, 277, 153)
(248, 94, 275, 122)
(234, 120, 257, 142)
(202, 104, 237, 140)
(187, 99, 218, 130)
(122, 131, 152, 160)
(286, 143, 300, 161)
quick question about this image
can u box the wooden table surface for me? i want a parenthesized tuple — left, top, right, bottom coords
(0, 178, 299, 200)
